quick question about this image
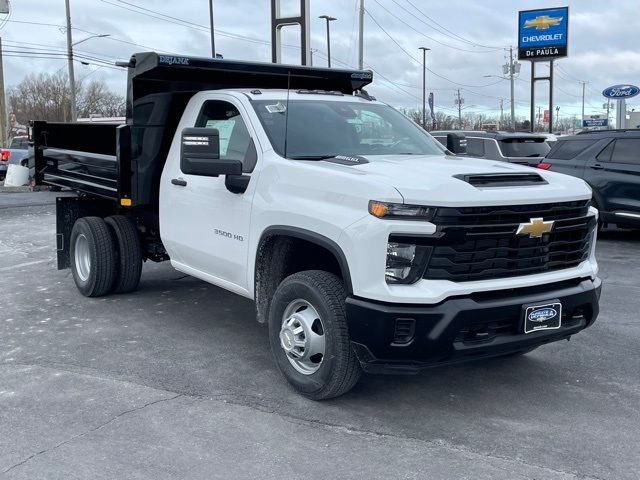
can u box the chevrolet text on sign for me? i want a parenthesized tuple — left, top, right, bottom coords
(518, 7, 569, 61)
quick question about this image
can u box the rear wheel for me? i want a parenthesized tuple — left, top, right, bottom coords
(268, 270, 361, 400)
(105, 215, 143, 294)
(70, 217, 116, 297)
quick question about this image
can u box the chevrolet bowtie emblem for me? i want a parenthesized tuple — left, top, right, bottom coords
(524, 15, 563, 30)
(516, 217, 555, 238)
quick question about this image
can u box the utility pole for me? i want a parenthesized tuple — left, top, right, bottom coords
(555, 105, 560, 132)
(509, 46, 515, 130)
(65, 0, 77, 122)
(209, 0, 215, 57)
(0, 38, 6, 146)
(455, 89, 464, 129)
(358, 0, 364, 69)
(319, 15, 337, 68)
(419, 47, 430, 129)
(499, 98, 504, 129)
(537, 106, 542, 132)
(581, 81, 586, 125)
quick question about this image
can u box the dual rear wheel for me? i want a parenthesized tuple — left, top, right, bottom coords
(70, 215, 142, 297)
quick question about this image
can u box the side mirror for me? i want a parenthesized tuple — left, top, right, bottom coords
(447, 132, 467, 155)
(180, 127, 241, 176)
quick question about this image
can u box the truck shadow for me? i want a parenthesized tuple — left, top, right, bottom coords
(116, 263, 609, 435)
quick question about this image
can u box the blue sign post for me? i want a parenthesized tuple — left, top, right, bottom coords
(518, 7, 569, 61)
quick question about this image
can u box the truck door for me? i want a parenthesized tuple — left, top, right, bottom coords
(161, 98, 259, 294)
(585, 138, 640, 216)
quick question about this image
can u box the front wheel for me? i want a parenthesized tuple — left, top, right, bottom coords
(268, 270, 361, 400)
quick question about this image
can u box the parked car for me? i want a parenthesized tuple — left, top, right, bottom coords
(0, 149, 7, 181)
(537, 129, 640, 229)
(431, 130, 551, 166)
(32, 52, 600, 399)
(4, 136, 30, 166)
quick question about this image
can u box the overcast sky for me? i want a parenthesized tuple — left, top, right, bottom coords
(2, 0, 639, 121)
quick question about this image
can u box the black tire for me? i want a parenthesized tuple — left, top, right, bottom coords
(70, 217, 117, 297)
(105, 215, 143, 294)
(268, 270, 361, 400)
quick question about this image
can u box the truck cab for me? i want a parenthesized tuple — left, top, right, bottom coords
(32, 53, 601, 399)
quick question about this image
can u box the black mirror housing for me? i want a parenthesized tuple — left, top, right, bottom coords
(180, 127, 242, 177)
(447, 132, 467, 155)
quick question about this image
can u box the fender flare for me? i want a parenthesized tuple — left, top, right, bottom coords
(256, 225, 353, 293)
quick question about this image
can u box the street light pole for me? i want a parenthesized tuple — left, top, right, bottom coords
(319, 15, 336, 68)
(418, 47, 430, 129)
(357, 0, 364, 69)
(209, 0, 215, 58)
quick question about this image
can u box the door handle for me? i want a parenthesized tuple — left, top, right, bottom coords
(590, 164, 604, 170)
(171, 178, 187, 186)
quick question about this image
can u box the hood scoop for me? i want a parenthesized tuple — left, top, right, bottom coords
(454, 172, 547, 188)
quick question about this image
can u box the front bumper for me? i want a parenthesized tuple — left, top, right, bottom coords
(345, 277, 601, 374)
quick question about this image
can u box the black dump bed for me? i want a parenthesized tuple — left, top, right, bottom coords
(33, 52, 373, 208)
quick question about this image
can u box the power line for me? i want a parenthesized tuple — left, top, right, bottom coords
(372, 0, 498, 54)
(365, 9, 506, 90)
(402, 0, 505, 50)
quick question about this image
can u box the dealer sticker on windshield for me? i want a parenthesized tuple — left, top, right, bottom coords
(523, 301, 562, 334)
(265, 102, 287, 113)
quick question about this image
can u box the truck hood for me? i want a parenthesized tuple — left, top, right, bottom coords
(340, 154, 591, 206)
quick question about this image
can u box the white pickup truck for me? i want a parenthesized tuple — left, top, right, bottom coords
(33, 53, 601, 399)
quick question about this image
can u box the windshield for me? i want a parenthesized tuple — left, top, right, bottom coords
(251, 99, 446, 158)
(9, 137, 29, 150)
(498, 138, 550, 158)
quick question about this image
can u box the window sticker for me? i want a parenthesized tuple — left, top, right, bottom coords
(205, 119, 236, 156)
(265, 102, 287, 114)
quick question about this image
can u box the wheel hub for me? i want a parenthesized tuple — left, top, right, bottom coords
(74, 233, 91, 282)
(279, 328, 296, 353)
(279, 299, 325, 375)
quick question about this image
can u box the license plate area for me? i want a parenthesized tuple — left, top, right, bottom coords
(523, 301, 562, 334)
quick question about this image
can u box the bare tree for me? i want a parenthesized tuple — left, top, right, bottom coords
(8, 72, 125, 126)
(8, 71, 71, 124)
(77, 80, 126, 119)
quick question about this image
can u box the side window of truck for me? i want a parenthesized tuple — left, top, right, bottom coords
(195, 101, 256, 171)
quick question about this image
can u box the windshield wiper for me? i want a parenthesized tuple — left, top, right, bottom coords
(288, 155, 337, 160)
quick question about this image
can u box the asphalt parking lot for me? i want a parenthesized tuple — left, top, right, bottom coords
(1, 192, 639, 480)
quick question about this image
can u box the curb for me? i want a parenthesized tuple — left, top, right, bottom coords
(0, 185, 53, 193)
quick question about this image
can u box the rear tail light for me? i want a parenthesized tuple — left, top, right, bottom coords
(1, 149, 9, 161)
(536, 162, 551, 170)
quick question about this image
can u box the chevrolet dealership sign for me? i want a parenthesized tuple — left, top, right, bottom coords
(518, 7, 569, 61)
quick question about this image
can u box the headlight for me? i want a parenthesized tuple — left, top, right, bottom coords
(369, 200, 436, 221)
(386, 242, 431, 284)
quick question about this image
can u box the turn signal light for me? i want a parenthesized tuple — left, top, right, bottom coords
(369, 201, 388, 218)
(120, 198, 132, 207)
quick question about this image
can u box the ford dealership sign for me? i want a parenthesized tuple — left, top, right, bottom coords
(602, 85, 640, 99)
